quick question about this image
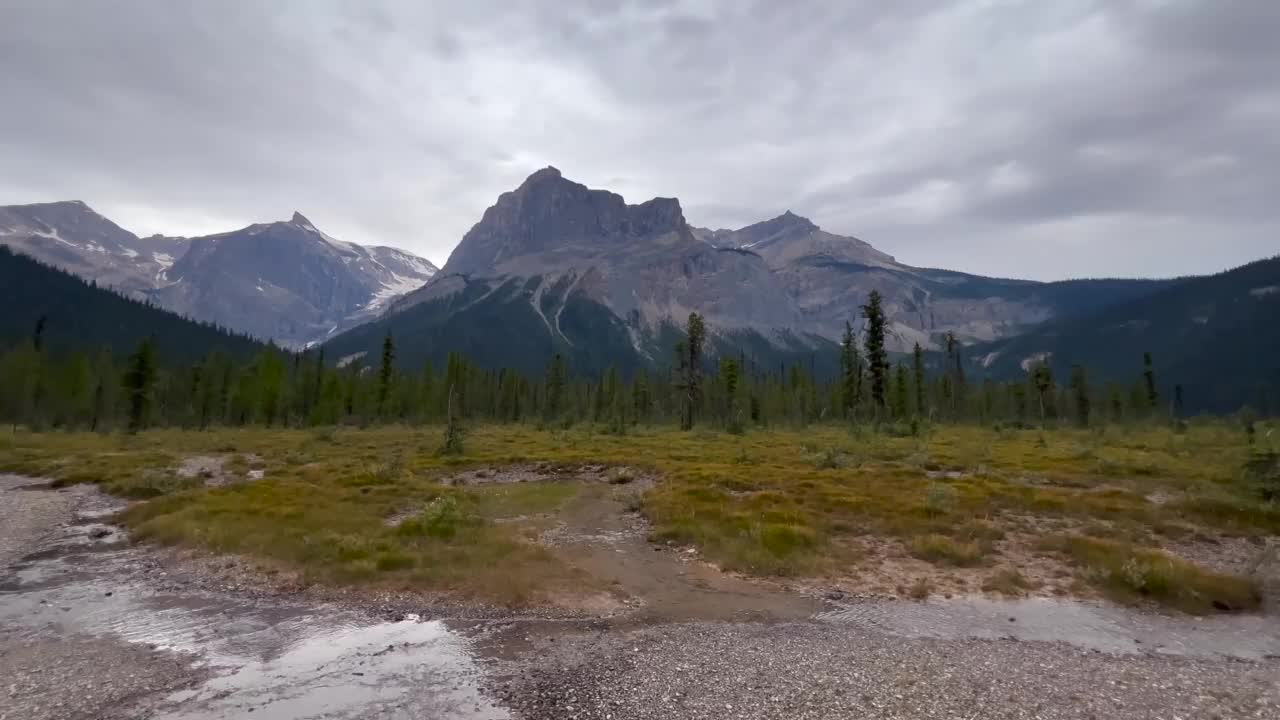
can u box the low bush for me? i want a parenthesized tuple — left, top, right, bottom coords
(909, 534, 985, 567)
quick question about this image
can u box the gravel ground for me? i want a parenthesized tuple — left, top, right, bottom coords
(0, 474, 79, 570)
(0, 475, 208, 720)
(491, 622, 1280, 720)
(0, 629, 205, 720)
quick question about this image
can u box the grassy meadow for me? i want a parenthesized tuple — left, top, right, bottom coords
(1, 421, 1276, 613)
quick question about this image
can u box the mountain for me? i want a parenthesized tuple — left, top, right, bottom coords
(332, 167, 821, 376)
(0, 202, 437, 348)
(0, 245, 261, 363)
(327, 168, 1171, 375)
(151, 212, 437, 347)
(972, 256, 1280, 413)
(693, 212, 1176, 350)
(0, 201, 187, 296)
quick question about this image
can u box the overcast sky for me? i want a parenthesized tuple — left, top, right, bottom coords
(2, 1, 1276, 280)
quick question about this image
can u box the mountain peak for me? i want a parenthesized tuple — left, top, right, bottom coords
(290, 211, 313, 227)
(523, 166, 563, 185)
(772, 210, 817, 230)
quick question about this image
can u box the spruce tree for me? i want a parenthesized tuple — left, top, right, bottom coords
(1070, 364, 1091, 427)
(861, 291, 888, 411)
(439, 384, 465, 454)
(544, 353, 566, 422)
(839, 321, 860, 420)
(377, 333, 395, 418)
(631, 370, 650, 424)
(1142, 352, 1158, 412)
(678, 312, 706, 430)
(123, 337, 158, 433)
(893, 363, 909, 419)
(1031, 363, 1054, 426)
(912, 342, 926, 417)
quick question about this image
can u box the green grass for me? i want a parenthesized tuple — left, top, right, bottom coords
(1039, 535, 1262, 614)
(0, 421, 1274, 610)
(909, 534, 987, 567)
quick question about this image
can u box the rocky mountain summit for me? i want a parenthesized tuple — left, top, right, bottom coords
(0, 202, 436, 347)
(374, 168, 1166, 365)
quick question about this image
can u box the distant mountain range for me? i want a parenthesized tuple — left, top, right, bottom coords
(325, 167, 1179, 375)
(0, 201, 437, 348)
(973, 256, 1280, 413)
(7, 169, 1276, 413)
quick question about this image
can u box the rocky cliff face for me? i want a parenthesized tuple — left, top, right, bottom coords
(0, 202, 436, 347)
(389, 169, 1162, 363)
(395, 167, 806, 358)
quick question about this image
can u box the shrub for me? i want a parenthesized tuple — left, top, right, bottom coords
(909, 534, 985, 567)
(923, 482, 958, 517)
(813, 448, 845, 470)
(397, 495, 473, 540)
(907, 577, 932, 600)
(982, 568, 1037, 595)
(1044, 535, 1261, 614)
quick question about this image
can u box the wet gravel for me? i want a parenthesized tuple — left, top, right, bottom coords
(1, 475, 208, 720)
(0, 629, 205, 720)
(492, 622, 1280, 720)
(0, 475, 79, 569)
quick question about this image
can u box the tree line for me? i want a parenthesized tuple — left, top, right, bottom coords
(0, 291, 1227, 433)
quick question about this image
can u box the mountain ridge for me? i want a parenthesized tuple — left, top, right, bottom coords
(0, 200, 437, 348)
(326, 168, 1182, 375)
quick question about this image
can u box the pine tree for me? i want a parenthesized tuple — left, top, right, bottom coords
(861, 291, 888, 411)
(1070, 364, 1091, 427)
(123, 337, 158, 433)
(892, 363, 909, 419)
(544, 353, 566, 422)
(1142, 352, 1158, 413)
(678, 312, 706, 430)
(631, 370, 650, 424)
(377, 333, 395, 418)
(1031, 363, 1054, 426)
(439, 384, 465, 454)
(839, 321, 861, 420)
(912, 342, 926, 417)
(944, 332, 966, 418)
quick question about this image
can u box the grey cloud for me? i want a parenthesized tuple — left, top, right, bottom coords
(0, 0, 1276, 279)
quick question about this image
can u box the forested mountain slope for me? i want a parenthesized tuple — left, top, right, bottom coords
(973, 256, 1280, 413)
(0, 245, 262, 363)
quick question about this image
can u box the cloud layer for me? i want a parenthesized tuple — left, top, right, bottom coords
(2, 0, 1276, 279)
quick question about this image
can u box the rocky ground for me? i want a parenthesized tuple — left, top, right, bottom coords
(487, 622, 1279, 720)
(2, 473, 1278, 719)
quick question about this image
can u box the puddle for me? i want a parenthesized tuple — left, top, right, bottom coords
(156, 618, 506, 720)
(819, 596, 1280, 660)
(0, 482, 508, 719)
